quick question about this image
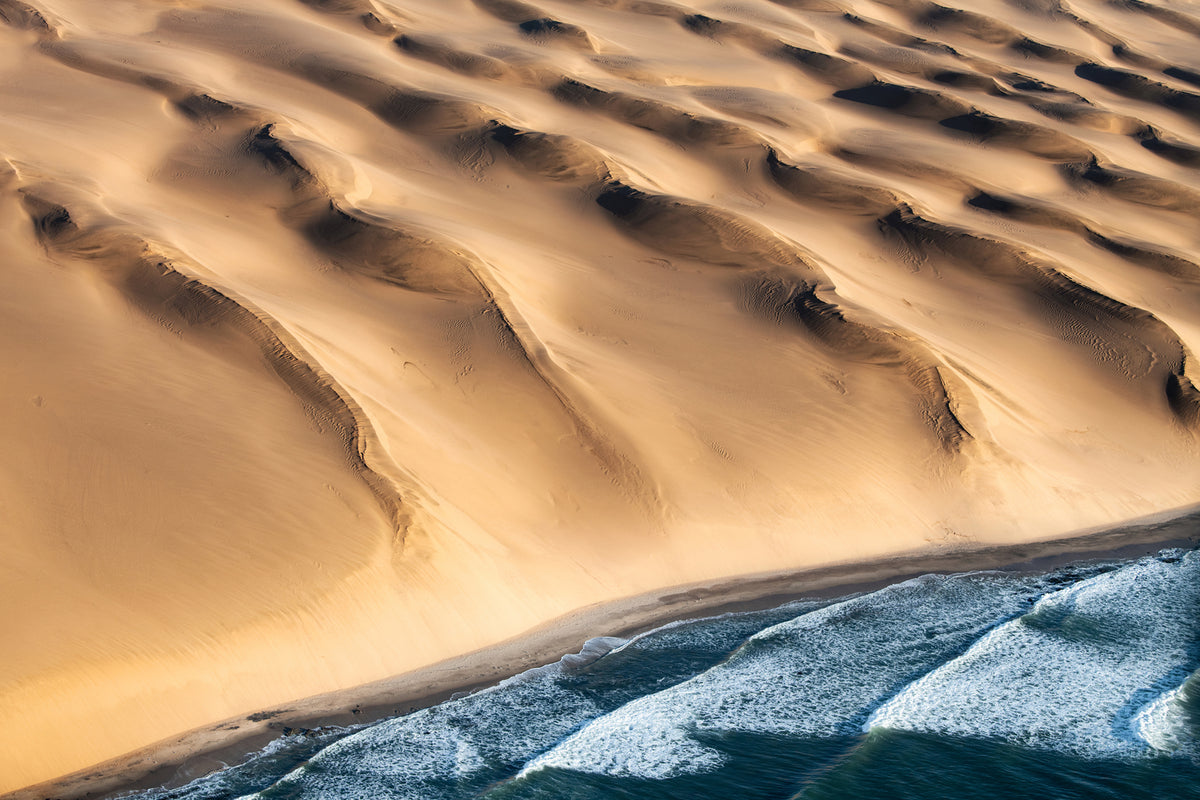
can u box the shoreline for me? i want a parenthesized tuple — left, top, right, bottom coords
(12, 506, 1200, 800)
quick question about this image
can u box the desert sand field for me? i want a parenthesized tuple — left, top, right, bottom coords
(1, 0, 1198, 794)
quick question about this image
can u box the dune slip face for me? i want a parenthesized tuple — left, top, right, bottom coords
(1, 0, 1199, 795)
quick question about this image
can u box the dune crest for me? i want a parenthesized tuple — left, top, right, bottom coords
(1, 0, 1199, 794)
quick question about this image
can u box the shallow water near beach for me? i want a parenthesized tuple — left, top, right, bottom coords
(124, 547, 1200, 800)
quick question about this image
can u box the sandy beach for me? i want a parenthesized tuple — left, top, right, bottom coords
(10, 507, 1199, 800)
(2, 0, 1199, 794)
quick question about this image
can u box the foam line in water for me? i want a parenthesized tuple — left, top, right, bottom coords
(120, 725, 360, 800)
(238, 666, 604, 798)
(230, 607, 821, 800)
(122, 554, 1195, 799)
(1133, 667, 1200, 756)
(141, 599, 819, 800)
(866, 551, 1200, 760)
(519, 572, 1036, 780)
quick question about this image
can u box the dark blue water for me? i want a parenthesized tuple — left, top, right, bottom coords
(123, 548, 1200, 800)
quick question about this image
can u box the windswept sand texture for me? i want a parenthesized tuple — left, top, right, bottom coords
(2, 0, 1200, 792)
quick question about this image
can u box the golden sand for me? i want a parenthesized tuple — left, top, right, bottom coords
(1, 0, 1198, 792)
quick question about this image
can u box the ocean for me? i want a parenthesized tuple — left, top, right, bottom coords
(122, 547, 1200, 800)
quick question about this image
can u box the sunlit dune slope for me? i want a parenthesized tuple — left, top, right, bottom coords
(1, 0, 1199, 791)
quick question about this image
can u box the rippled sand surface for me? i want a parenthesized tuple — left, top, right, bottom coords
(1, 0, 1199, 793)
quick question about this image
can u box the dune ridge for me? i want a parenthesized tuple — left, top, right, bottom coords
(17, 182, 413, 539)
(1, 0, 1199, 794)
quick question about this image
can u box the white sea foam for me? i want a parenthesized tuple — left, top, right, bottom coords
(1133, 669, 1199, 756)
(233, 607, 833, 798)
(614, 599, 821, 655)
(520, 572, 1032, 780)
(236, 640, 622, 800)
(229, 552, 1198, 797)
(118, 726, 360, 800)
(867, 551, 1200, 759)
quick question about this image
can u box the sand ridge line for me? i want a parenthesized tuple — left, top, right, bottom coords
(759, 144, 1200, 428)
(16, 179, 415, 542)
(247, 122, 663, 512)
(2, 0, 1200, 792)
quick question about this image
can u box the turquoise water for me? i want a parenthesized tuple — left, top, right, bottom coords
(124, 548, 1200, 800)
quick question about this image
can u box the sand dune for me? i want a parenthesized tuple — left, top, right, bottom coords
(1, 0, 1199, 794)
